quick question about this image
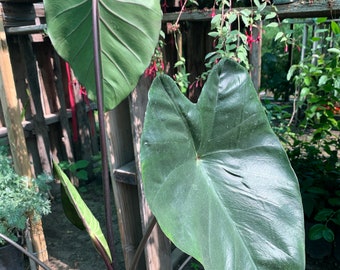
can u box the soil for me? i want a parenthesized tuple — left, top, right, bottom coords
(41, 179, 340, 270)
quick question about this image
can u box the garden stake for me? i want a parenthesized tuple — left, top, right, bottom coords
(92, 0, 116, 269)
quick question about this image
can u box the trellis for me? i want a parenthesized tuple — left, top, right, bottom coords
(0, 1, 338, 270)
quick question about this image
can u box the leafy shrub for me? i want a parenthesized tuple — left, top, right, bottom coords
(0, 146, 51, 245)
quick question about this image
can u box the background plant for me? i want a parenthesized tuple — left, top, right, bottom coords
(168, 0, 280, 95)
(264, 19, 340, 243)
(287, 18, 339, 136)
(0, 146, 51, 245)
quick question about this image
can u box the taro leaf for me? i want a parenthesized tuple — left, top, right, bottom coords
(44, 0, 162, 111)
(141, 59, 305, 269)
(53, 160, 112, 264)
(60, 184, 85, 230)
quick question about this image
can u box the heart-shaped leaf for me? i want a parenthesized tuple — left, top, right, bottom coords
(141, 59, 305, 269)
(44, 0, 162, 110)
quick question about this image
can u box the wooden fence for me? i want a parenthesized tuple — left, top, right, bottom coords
(0, 1, 338, 270)
(0, 2, 99, 178)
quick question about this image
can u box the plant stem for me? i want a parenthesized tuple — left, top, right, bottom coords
(0, 233, 50, 270)
(91, 0, 116, 269)
(130, 215, 157, 270)
(174, 0, 188, 26)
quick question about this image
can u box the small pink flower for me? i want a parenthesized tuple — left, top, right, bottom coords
(284, 44, 288, 53)
(161, 0, 168, 13)
(245, 27, 260, 51)
(211, 7, 216, 17)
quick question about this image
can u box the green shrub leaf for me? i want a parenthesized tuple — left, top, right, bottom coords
(44, 0, 162, 111)
(314, 208, 334, 222)
(328, 197, 340, 207)
(308, 224, 325, 240)
(141, 59, 305, 269)
(322, 227, 335, 242)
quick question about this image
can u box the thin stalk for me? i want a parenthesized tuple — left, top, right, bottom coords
(0, 233, 50, 270)
(92, 0, 116, 269)
(130, 215, 157, 270)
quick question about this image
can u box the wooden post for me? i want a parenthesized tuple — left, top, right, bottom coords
(106, 99, 145, 270)
(18, 34, 52, 174)
(0, 13, 48, 264)
(52, 54, 75, 165)
(129, 77, 172, 270)
(250, 20, 262, 92)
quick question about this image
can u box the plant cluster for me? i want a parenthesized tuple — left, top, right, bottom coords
(265, 19, 340, 242)
(287, 19, 339, 130)
(206, 0, 277, 69)
(0, 146, 51, 245)
(287, 135, 339, 242)
(161, 0, 281, 95)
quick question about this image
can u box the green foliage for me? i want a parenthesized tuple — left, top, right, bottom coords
(286, 135, 340, 243)
(174, 57, 190, 93)
(141, 59, 305, 269)
(0, 146, 51, 245)
(260, 22, 300, 99)
(288, 51, 340, 139)
(59, 159, 90, 182)
(44, 0, 162, 111)
(206, 0, 277, 70)
(287, 19, 339, 135)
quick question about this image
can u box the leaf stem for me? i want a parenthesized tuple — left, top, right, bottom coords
(92, 0, 116, 269)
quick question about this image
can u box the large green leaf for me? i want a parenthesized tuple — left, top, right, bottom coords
(44, 0, 162, 111)
(141, 59, 305, 269)
(53, 160, 112, 265)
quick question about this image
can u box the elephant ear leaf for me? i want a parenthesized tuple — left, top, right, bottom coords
(44, 0, 162, 111)
(141, 59, 305, 269)
(53, 160, 112, 265)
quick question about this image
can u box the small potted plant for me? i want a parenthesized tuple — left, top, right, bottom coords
(0, 146, 51, 269)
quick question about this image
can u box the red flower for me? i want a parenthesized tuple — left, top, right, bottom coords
(245, 26, 260, 51)
(211, 6, 216, 17)
(284, 44, 288, 53)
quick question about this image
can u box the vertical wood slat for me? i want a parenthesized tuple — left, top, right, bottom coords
(18, 34, 52, 174)
(106, 99, 145, 270)
(71, 73, 94, 164)
(250, 20, 262, 91)
(34, 40, 59, 115)
(52, 55, 75, 165)
(0, 13, 48, 265)
(6, 34, 42, 175)
(129, 77, 172, 270)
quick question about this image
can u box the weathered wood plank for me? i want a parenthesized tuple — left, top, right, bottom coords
(162, 2, 340, 21)
(114, 161, 137, 185)
(106, 98, 145, 270)
(0, 2, 35, 27)
(18, 34, 52, 174)
(250, 20, 262, 91)
(129, 77, 172, 270)
(52, 55, 75, 165)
